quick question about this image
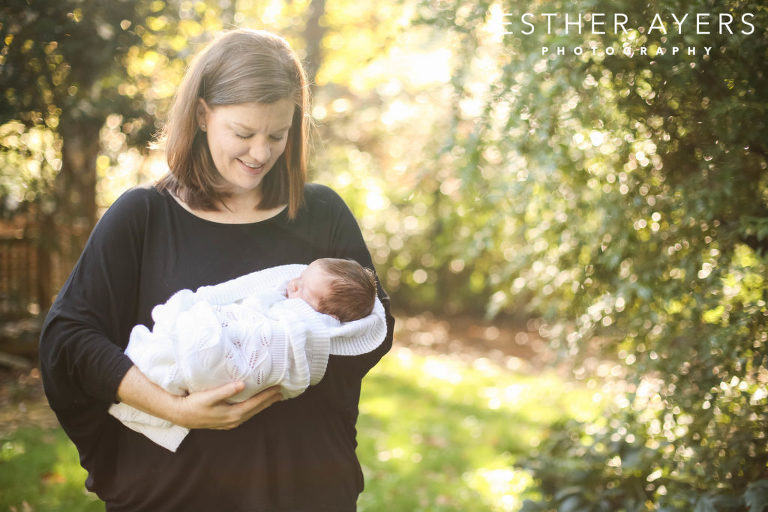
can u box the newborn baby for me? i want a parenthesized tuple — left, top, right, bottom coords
(109, 258, 387, 452)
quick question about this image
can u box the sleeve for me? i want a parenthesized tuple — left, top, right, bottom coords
(39, 188, 149, 413)
(320, 186, 395, 378)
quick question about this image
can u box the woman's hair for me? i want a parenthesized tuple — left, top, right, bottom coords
(315, 258, 377, 322)
(156, 29, 310, 219)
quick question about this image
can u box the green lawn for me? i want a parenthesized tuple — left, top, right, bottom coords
(0, 346, 598, 511)
(0, 427, 102, 511)
(357, 347, 598, 511)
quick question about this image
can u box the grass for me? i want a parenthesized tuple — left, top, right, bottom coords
(0, 345, 600, 511)
(356, 347, 598, 511)
(0, 427, 102, 511)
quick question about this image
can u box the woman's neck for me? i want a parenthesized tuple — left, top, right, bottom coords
(172, 191, 286, 224)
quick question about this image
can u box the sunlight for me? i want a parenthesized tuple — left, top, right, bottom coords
(381, 100, 415, 127)
(482, 384, 525, 410)
(423, 357, 464, 385)
(261, 0, 284, 25)
(365, 181, 389, 211)
(464, 466, 534, 511)
(147, 153, 169, 180)
(486, 4, 510, 43)
(376, 46, 453, 88)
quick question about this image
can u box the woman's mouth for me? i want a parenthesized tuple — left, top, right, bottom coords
(238, 159, 265, 174)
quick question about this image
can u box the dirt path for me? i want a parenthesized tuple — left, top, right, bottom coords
(391, 311, 557, 370)
(0, 368, 58, 436)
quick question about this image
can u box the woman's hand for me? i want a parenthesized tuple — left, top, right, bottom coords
(116, 366, 282, 430)
(171, 381, 282, 430)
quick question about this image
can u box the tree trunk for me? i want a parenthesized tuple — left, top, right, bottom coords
(220, 0, 237, 26)
(36, 213, 54, 315)
(56, 116, 103, 270)
(303, 0, 326, 88)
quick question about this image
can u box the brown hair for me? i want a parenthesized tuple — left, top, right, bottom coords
(315, 258, 377, 322)
(156, 29, 310, 219)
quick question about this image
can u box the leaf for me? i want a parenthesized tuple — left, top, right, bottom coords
(694, 496, 718, 512)
(559, 495, 585, 512)
(712, 493, 746, 510)
(745, 480, 768, 512)
(521, 499, 548, 512)
(554, 487, 583, 501)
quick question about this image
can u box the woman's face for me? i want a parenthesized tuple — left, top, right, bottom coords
(197, 99, 295, 198)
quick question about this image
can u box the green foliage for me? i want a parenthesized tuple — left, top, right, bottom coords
(745, 480, 768, 512)
(0, 0, 144, 126)
(0, 0, 223, 219)
(397, 0, 768, 508)
(0, 0, 213, 138)
(0, 0, 145, 225)
(519, 415, 768, 511)
(0, 122, 59, 219)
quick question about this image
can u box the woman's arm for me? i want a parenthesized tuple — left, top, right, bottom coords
(40, 189, 148, 412)
(116, 366, 282, 429)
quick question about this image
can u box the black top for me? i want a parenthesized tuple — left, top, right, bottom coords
(39, 184, 394, 512)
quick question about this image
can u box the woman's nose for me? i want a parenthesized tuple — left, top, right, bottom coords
(249, 139, 271, 163)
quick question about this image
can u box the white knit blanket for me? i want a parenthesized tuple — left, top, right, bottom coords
(108, 264, 387, 452)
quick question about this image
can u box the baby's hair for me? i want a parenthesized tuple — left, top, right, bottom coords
(315, 258, 377, 322)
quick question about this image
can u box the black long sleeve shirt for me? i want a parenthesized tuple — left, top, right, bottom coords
(39, 183, 394, 511)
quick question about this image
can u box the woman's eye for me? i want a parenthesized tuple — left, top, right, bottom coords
(236, 133, 252, 140)
(270, 133, 286, 142)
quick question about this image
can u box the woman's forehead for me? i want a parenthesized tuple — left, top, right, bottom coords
(213, 100, 294, 128)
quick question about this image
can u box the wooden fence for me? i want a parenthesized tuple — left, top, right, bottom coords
(0, 233, 82, 322)
(0, 237, 42, 319)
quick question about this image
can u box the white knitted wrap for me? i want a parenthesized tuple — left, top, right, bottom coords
(108, 264, 387, 452)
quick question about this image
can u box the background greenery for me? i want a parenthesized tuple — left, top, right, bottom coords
(0, 0, 766, 510)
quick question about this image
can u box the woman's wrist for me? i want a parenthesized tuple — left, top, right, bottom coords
(116, 365, 183, 424)
(167, 394, 193, 426)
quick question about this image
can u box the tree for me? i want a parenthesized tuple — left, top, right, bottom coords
(410, 0, 768, 508)
(1, 0, 156, 223)
(0, 0, 155, 312)
(0, 0, 230, 310)
(1, 0, 145, 310)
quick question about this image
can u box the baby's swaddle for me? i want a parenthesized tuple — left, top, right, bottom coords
(109, 264, 387, 452)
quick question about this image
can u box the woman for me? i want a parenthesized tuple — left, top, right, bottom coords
(39, 29, 394, 511)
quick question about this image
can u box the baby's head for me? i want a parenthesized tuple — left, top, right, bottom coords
(286, 258, 377, 322)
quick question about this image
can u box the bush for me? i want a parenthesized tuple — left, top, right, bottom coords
(405, 0, 768, 508)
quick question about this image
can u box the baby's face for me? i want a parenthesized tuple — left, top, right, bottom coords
(286, 261, 333, 312)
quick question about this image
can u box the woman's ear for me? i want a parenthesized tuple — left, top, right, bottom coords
(196, 98, 210, 131)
